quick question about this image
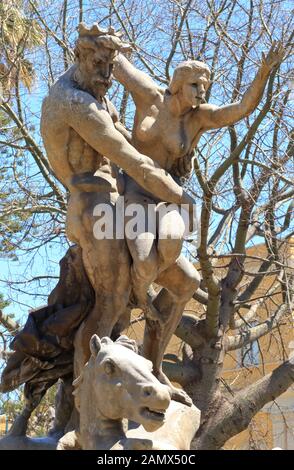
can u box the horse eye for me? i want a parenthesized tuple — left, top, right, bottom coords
(104, 360, 115, 375)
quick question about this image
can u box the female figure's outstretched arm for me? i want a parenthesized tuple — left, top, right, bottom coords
(197, 42, 285, 131)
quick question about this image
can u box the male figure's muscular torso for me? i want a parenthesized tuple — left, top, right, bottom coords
(41, 65, 120, 195)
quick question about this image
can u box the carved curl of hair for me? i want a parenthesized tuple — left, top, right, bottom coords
(115, 335, 138, 354)
(169, 60, 211, 95)
(74, 22, 131, 60)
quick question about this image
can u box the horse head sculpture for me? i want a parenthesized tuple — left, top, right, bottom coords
(73, 334, 171, 449)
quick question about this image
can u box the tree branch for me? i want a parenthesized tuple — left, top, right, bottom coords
(1, 102, 66, 209)
(226, 302, 289, 351)
(0, 349, 13, 360)
(162, 360, 200, 386)
(194, 354, 294, 450)
(0, 310, 20, 335)
(192, 288, 208, 305)
(174, 314, 206, 349)
(164, 0, 193, 81)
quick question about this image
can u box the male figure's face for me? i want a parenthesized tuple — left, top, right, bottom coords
(78, 46, 115, 99)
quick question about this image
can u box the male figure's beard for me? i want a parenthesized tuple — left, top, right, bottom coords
(74, 67, 111, 100)
(91, 78, 112, 100)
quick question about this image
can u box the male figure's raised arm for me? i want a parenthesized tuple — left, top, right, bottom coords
(198, 42, 285, 130)
(66, 93, 193, 208)
(113, 53, 160, 104)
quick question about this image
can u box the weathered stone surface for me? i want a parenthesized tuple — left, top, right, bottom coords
(59, 335, 200, 450)
(111, 39, 284, 404)
(0, 21, 282, 451)
(40, 21, 198, 405)
(0, 335, 199, 450)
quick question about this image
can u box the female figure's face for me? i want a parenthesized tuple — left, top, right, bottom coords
(182, 72, 210, 108)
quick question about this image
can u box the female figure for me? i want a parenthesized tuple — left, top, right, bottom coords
(112, 44, 284, 401)
(113, 44, 284, 313)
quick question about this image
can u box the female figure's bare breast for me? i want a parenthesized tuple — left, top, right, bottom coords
(132, 93, 202, 172)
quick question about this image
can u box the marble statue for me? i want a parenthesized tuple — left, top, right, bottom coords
(0, 18, 284, 450)
(0, 335, 200, 450)
(112, 40, 284, 397)
(40, 23, 196, 384)
(59, 335, 200, 450)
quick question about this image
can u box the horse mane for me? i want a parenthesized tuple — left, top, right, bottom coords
(114, 335, 138, 354)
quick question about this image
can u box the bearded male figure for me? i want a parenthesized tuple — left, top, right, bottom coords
(40, 22, 197, 394)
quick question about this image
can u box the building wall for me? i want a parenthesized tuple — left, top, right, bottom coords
(0, 414, 7, 436)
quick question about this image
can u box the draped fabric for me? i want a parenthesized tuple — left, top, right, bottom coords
(0, 245, 94, 402)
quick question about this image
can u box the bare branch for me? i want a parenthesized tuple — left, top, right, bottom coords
(163, 360, 200, 386)
(0, 310, 20, 335)
(226, 302, 290, 351)
(194, 354, 294, 450)
(174, 314, 205, 349)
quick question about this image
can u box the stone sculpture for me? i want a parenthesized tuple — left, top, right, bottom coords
(60, 335, 200, 450)
(0, 19, 285, 450)
(112, 41, 285, 390)
(63, 334, 170, 449)
(40, 23, 195, 381)
(0, 335, 200, 450)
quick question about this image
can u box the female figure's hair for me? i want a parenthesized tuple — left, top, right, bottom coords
(169, 60, 211, 95)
